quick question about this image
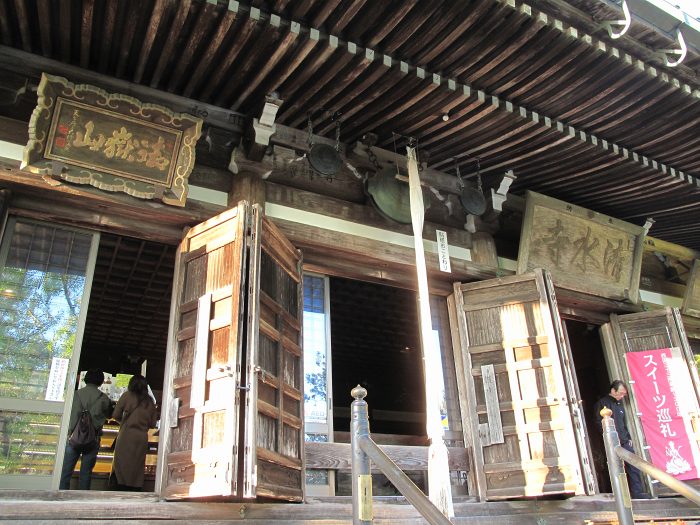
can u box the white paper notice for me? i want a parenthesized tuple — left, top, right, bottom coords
(45, 357, 70, 401)
(436, 230, 451, 273)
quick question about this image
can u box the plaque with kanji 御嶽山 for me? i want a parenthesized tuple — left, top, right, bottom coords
(22, 73, 202, 207)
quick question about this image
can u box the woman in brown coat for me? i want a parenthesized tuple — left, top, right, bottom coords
(110, 374, 158, 490)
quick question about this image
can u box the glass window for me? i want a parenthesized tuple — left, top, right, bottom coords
(0, 221, 92, 400)
(302, 274, 334, 495)
(0, 411, 61, 475)
(303, 275, 329, 424)
(0, 218, 97, 487)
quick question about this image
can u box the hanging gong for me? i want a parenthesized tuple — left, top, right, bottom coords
(367, 166, 428, 224)
(308, 142, 342, 177)
(460, 185, 487, 216)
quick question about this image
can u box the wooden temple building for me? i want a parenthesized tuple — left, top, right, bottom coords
(1, 0, 700, 523)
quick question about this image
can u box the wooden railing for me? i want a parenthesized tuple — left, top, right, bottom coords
(349, 386, 455, 525)
(305, 439, 470, 475)
(601, 407, 700, 525)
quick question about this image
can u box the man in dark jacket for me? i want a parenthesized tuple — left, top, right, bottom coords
(59, 369, 112, 490)
(594, 379, 650, 499)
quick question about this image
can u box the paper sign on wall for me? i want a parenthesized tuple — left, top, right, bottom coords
(45, 357, 70, 401)
(436, 230, 451, 273)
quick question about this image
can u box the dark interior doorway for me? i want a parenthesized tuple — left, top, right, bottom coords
(329, 277, 425, 436)
(563, 319, 613, 493)
(70, 232, 174, 490)
(80, 232, 174, 394)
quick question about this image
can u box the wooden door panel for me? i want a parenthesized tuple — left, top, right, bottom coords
(453, 270, 586, 500)
(159, 202, 305, 501)
(243, 207, 304, 502)
(160, 204, 248, 499)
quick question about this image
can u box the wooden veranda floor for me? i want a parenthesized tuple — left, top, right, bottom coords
(0, 491, 698, 524)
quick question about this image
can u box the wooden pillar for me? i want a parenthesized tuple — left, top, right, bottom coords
(228, 171, 265, 208)
(470, 231, 498, 268)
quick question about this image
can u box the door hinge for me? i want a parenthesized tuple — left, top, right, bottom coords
(168, 397, 180, 428)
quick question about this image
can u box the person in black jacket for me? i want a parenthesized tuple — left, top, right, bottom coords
(594, 379, 650, 499)
(59, 369, 113, 490)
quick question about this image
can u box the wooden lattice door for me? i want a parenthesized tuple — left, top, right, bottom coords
(157, 202, 303, 501)
(451, 269, 592, 500)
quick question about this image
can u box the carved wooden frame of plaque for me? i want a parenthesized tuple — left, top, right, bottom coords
(682, 260, 700, 317)
(517, 191, 645, 303)
(22, 73, 202, 207)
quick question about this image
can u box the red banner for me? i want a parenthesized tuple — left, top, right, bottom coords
(626, 348, 700, 480)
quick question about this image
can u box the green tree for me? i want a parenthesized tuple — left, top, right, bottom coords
(0, 267, 85, 399)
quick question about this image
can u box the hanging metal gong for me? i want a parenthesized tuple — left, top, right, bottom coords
(308, 142, 342, 177)
(367, 166, 427, 224)
(457, 158, 487, 216)
(459, 185, 487, 216)
(307, 112, 342, 177)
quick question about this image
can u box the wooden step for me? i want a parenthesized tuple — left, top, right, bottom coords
(585, 519, 700, 525)
(0, 491, 698, 524)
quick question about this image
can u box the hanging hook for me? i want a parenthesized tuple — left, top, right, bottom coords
(656, 29, 687, 67)
(602, 0, 631, 39)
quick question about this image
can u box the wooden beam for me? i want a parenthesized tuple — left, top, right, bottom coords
(266, 181, 471, 247)
(36, 0, 53, 57)
(97, 0, 117, 73)
(270, 216, 499, 295)
(11, 0, 31, 52)
(188, 165, 232, 192)
(0, 45, 246, 133)
(347, 140, 461, 194)
(182, 2, 239, 97)
(58, 0, 71, 62)
(79, 0, 95, 68)
(0, 160, 224, 244)
(134, 0, 169, 83)
(305, 442, 469, 472)
(0, 115, 28, 145)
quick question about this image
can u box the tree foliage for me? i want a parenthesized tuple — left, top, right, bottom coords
(0, 266, 85, 399)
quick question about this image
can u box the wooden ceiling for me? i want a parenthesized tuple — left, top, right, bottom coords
(80, 233, 175, 374)
(0, 0, 699, 249)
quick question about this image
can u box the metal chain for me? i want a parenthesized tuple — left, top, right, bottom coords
(367, 147, 380, 171)
(476, 158, 483, 193)
(307, 113, 314, 147)
(335, 119, 341, 152)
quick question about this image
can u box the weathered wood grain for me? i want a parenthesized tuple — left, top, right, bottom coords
(304, 442, 469, 472)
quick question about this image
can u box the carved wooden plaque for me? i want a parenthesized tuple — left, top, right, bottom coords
(517, 191, 645, 302)
(22, 73, 202, 206)
(682, 260, 700, 317)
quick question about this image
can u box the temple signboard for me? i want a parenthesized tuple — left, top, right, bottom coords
(517, 191, 645, 302)
(22, 73, 202, 206)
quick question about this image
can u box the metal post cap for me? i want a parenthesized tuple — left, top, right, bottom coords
(351, 385, 367, 400)
(600, 406, 613, 418)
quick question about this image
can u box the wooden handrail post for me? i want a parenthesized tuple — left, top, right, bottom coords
(601, 407, 635, 525)
(350, 386, 454, 525)
(351, 385, 372, 525)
